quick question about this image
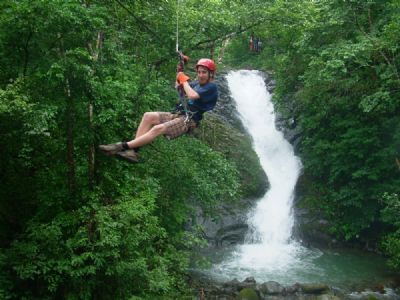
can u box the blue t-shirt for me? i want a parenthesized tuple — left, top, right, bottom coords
(187, 81, 218, 121)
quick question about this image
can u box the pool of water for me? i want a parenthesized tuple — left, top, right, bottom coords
(194, 242, 399, 292)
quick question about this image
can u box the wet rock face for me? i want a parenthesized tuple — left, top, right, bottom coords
(194, 205, 249, 247)
(274, 94, 302, 155)
(259, 281, 285, 295)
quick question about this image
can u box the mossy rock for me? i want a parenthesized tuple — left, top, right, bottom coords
(195, 113, 268, 199)
(236, 288, 259, 300)
(316, 295, 342, 300)
(300, 283, 329, 294)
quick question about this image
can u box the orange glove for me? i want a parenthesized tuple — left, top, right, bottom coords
(177, 72, 190, 85)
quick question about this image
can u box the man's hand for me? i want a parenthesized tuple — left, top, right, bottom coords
(177, 72, 190, 85)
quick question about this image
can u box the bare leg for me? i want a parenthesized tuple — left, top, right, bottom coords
(135, 112, 161, 138)
(127, 123, 166, 149)
(99, 112, 164, 158)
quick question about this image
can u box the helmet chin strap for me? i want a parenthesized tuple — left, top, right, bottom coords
(206, 70, 214, 81)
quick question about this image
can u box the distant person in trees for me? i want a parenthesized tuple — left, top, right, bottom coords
(254, 37, 259, 52)
(249, 35, 254, 51)
(257, 39, 262, 52)
(99, 58, 218, 163)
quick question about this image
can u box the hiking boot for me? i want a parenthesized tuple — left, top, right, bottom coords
(116, 149, 139, 163)
(99, 142, 124, 155)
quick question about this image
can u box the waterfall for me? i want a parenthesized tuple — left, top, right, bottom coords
(227, 70, 302, 245)
(211, 70, 309, 279)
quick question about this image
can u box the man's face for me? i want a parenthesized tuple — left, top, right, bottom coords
(197, 66, 210, 85)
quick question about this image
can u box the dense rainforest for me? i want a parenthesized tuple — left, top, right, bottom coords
(0, 0, 399, 299)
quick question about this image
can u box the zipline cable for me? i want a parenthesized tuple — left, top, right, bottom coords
(175, 0, 192, 122)
(176, 0, 180, 52)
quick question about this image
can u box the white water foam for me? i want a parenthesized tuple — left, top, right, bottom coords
(209, 70, 314, 282)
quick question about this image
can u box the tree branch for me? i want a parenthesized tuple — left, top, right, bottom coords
(152, 20, 265, 68)
(114, 0, 161, 40)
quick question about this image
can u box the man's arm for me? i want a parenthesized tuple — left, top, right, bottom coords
(182, 81, 200, 100)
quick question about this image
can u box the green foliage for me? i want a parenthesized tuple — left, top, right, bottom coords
(380, 193, 400, 269)
(290, 1, 400, 241)
(7, 191, 188, 299)
(0, 0, 246, 298)
(134, 135, 241, 231)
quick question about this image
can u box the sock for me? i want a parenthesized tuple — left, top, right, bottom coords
(122, 142, 130, 150)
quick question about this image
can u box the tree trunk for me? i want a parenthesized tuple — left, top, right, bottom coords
(217, 38, 230, 64)
(88, 101, 95, 188)
(65, 78, 76, 195)
(87, 31, 103, 189)
(210, 41, 215, 59)
(59, 35, 76, 196)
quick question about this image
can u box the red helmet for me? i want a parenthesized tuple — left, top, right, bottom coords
(196, 58, 216, 73)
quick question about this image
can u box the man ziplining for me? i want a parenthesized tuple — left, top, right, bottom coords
(99, 57, 218, 163)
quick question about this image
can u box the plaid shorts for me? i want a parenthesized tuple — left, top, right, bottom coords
(158, 112, 196, 139)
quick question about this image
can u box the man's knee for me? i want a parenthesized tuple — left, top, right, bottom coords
(143, 112, 160, 124)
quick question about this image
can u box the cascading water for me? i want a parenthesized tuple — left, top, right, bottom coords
(196, 70, 397, 291)
(231, 70, 301, 246)
(227, 69, 303, 269)
(207, 70, 317, 283)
